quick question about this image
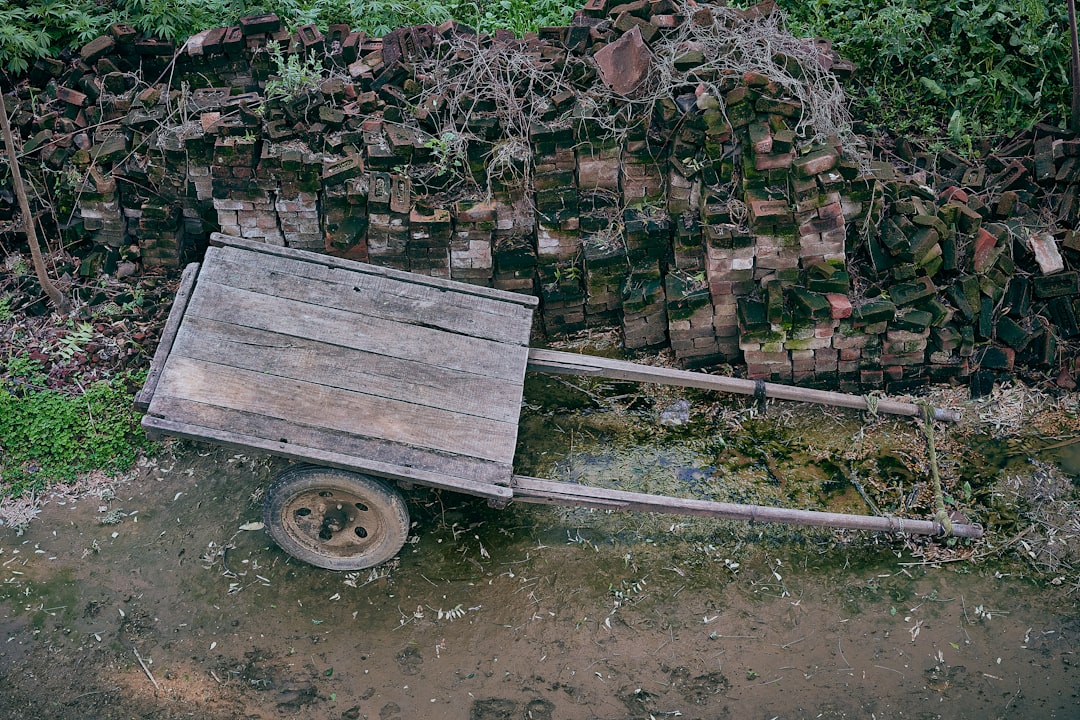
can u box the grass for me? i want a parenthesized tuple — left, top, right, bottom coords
(0, 366, 150, 497)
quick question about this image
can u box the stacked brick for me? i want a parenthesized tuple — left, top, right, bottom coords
(492, 196, 536, 295)
(621, 209, 670, 348)
(3, 0, 1076, 392)
(77, 169, 126, 250)
(366, 172, 411, 270)
(450, 200, 495, 285)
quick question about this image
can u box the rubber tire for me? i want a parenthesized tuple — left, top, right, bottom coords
(263, 465, 410, 571)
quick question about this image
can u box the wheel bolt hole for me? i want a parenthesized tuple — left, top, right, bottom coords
(295, 508, 312, 517)
(318, 491, 333, 498)
(355, 527, 368, 539)
(355, 502, 368, 511)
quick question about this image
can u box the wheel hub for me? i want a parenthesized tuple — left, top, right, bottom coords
(282, 489, 382, 558)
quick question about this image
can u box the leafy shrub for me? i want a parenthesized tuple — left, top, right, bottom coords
(777, 0, 1072, 145)
(120, 0, 240, 41)
(0, 369, 149, 497)
(0, 0, 118, 73)
(452, 0, 577, 36)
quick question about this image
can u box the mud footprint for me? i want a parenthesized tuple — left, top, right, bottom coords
(525, 698, 555, 720)
(470, 698, 518, 720)
(396, 645, 423, 675)
(379, 701, 402, 720)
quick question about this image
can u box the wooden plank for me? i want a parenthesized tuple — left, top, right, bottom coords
(186, 280, 529, 383)
(147, 395, 512, 485)
(141, 415, 514, 500)
(134, 262, 200, 412)
(210, 233, 539, 309)
(527, 349, 962, 422)
(205, 246, 533, 346)
(151, 356, 520, 465)
(170, 315, 523, 424)
(511, 476, 984, 538)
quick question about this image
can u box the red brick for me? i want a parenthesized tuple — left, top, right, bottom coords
(825, 293, 852, 319)
(938, 185, 968, 203)
(972, 227, 1002, 273)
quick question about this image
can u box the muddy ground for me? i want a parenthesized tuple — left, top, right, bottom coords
(2, 394, 1078, 720)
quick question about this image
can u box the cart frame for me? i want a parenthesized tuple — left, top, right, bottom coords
(136, 234, 981, 570)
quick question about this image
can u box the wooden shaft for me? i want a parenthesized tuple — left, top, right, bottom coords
(512, 476, 983, 538)
(527, 349, 961, 422)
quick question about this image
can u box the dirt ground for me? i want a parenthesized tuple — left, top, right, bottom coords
(1, 428, 1077, 720)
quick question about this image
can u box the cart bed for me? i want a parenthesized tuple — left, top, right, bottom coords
(137, 235, 538, 501)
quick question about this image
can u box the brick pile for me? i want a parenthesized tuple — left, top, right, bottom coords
(2, 0, 1077, 392)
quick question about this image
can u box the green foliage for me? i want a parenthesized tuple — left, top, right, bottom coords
(424, 130, 467, 176)
(263, 42, 323, 101)
(251, 0, 454, 36)
(1, 0, 579, 74)
(777, 0, 1073, 144)
(451, 0, 576, 36)
(0, 370, 149, 497)
(120, 0, 239, 41)
(0, 0, 118, 73)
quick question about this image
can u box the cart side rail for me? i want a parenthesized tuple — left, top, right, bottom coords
(527, 349, 961, 422)
(511, 475, 984, 538)
(134, 262, 200, 412)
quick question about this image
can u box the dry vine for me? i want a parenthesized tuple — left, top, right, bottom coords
(410, 0, 862, 200)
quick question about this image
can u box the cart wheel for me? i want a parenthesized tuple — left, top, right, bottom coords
(263, 465, 410, 571)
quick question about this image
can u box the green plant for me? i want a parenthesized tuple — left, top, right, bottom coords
(55, 321, 94, 363)
(121, 0, 237, 41)
(452, 0, 576, 36)
(3, 355, 48, 387)
(0, 0, 119, 73)
(776, 0, 1073, 144)
(424, 131, 468, 176)
(0, 295, 12, 323)
(0, 370, 150, 497)
(263, 42, 323, 102)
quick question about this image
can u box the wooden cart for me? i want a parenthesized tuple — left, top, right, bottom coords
(135, 235, 982, 571)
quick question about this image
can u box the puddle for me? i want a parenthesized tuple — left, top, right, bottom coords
(1, 381, 1078, 718)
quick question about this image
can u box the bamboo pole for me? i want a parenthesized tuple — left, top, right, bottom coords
(0, 88, 70, 313)
(527, 349, 961, 422)
(512, 475, 984, 538)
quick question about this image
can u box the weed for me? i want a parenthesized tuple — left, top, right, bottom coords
(0, 294, 12, 323)
(0, 370, 150, 497)
(55, 321, 95, 363)
(3, 355, 49, 386)
(263, 43, 323, 103)
(424, 131, 468, 177)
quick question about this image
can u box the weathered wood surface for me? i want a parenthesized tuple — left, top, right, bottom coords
(527, 349, 962, 422)
(142, 238, 535, 490)
(134, 262, 199, 412)
(511, 476, 984, 538)
(203, 246, 534, 345)
(142, 416, 513, 500)
(209, 233, 539, 311)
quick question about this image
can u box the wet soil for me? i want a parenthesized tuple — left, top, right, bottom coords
(2, 400, 1078, 719)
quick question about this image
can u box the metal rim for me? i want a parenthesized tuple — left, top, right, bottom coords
(278, 484, 393, 561)
(264, 466, 410, 570)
